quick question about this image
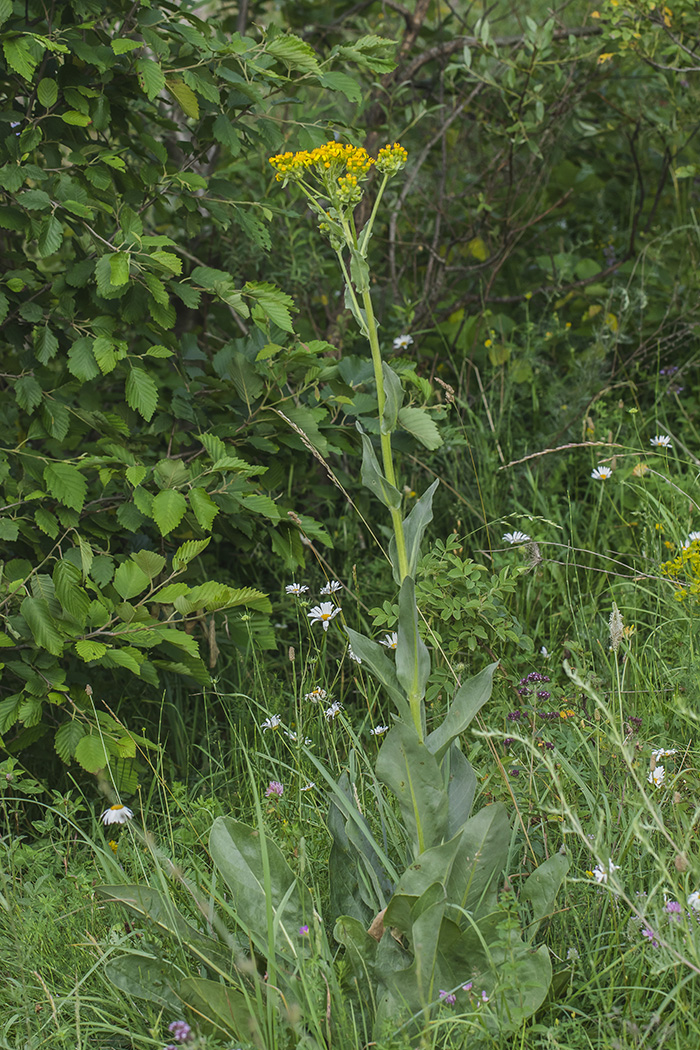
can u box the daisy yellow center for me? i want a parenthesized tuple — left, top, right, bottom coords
(110, 804, 126, 811)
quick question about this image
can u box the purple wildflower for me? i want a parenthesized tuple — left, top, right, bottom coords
(537, 690, 551, 701)
(265, 780, 284, 798)
(299, 924, 309, 936)
(507, 710, 522, 721)
(509, 768, 520, 777)
(504, 738, 514, 749)
(642, 927, 659, 948)
(462, 982, 473, 992)
(168, 1020, 193, 1043)
(665, 901, 682, 917)
(439, 990, 456, 1005)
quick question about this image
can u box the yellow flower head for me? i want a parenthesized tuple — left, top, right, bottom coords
(375, 142, 408, 175)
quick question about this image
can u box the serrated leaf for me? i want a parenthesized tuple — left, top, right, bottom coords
(131, 550, 166, 579)
(43, 462, 87, 512)
(14, 375, 42, 413)
(150, 250, 182, 275)
(54, 720, 86, 763)
(125, 368, 158, 422)
(75, 639, 108, 661)
(152, 489, 187, 537)
(35, 507, 59, 537)
(3, 37, 38, 81)
(111, 38, 141, 55)
(0, 519, 19, 540)
(37, 77, 58, 107)
(21, 596, 65, 655)
(398, 407, 443, 450)
(33, 325, 59, 364)
(212, 113, 240, 154)
(61, 110, 92, 126)
(114, 561, 151, 600)
(68, 337, 100, 382)
(126, 465, 147, 487)
(74, 734, 110, 773)
(172, 538, 210, 571)
(110, 253, 130, 286)
(145, 343, 173, 358)
(37, 215, 63, 257)
(166, 79, 199, 119)
(93, 336, 117, 374)
(136, 57, 165, 100)
(188, 487, 219, 530)
(244, 281, 295, 333)
(267, 34, 320, 74)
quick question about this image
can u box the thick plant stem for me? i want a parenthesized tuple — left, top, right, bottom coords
(360, 285, 410, 585)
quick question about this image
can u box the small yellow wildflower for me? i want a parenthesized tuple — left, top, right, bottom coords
(598, 53, 614, 64)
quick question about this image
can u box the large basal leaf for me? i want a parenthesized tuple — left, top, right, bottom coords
(446, 803, 511, 917)
(444, 744, 477, 837)
(519, 853, 569, 942)
(180, 977, 262, 1044)
(209, 817, 313, 957)
(344, 625, 409, 722)
(425, 661, 498, 763)
(105, 953, 181, 1011)
(376, 723, 448, 856)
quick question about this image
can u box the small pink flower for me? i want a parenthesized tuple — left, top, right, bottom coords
(265, 780, 283, 798)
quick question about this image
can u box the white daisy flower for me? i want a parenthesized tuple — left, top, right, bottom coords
(101, 804, 133, 826)
(591, 465, 613, 481)
(325, 701, 342, 720)
(307, 602, 341, 631)
(540, 645, 550, 658)
(284, 730, 312, 745)
(347, 644, 362, 664)
(651, 748, 677, 759)
(648, 765, 666, 787)
(320, 580, 342, 595)
(592, 859, 619, 884)
(285, 583, 309, 596)
(378, 632, 398, 650)
(393, 334, 414, 350)
(300, 781, 315, 792)
(688, 532, 700, 544)
(304, 687, 327, 703)
(650, 435, 672, 448)
(370, 724, 389, 736)
(688, 891, 700, 911)
(261, 714, 282, 732)
(503, 530, 530, 544)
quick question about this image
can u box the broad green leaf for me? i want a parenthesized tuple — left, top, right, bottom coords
(126, 465, 147, 487)
(130, 550, 166, 579)
(93, 336, 117, 374)
(14, 375, 42, 412)
(3, 37, 38, 80)
(68, 338, 100, 381)
(398, 406, 443, 450)
(152, 489, 187, 536)
(244, 281, 295, 332)
(266, 34, 320, 74)
(425, 662, 498, 762)
(136, 57, 165, 100)
(54, 719, 86, 762)
(212, 113, 240, 154)
(35, 507, 59, 537)
(188, 487, 219, 530)
(37, 78, 58, 107)
(18, 188, 50, 210)
(0, 519, 19, 540)
(111, 39, 142, 55)
(125, 367, 158, 421)
(43, 462, 87, 511)
(446, 803, 511, 915)
(445, 744, 477, 837)
(105, 954, 181, 1013)
(75, 639, 108, 661)
(319, 71, 362, 102)
(344, 626, 409, 721)
(359, 430, 401, 510)
(33, 325, 59, 364)
(209, 816, 313, 957)
(113, 560, 151, 600)
(376, 723, 448, 855)
(395, 576, 430, 713)
(179, 978, 261, 1042)
(109, 252, 130, 286)
(0, 0, 12, 27)
(389, 478, 439, 585)
(21, 596, 64, 655)
(61, 110, 92, 126)
(166, 79, 199, 119)
(172, 538, 210, 570)
(37, 215, 63, 257)
(520, 853, 569, 942)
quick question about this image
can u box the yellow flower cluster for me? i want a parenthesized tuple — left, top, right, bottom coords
(375, 142, 408, 175)
(269, 142, 374, 185)
(661, 539, 700, 602)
